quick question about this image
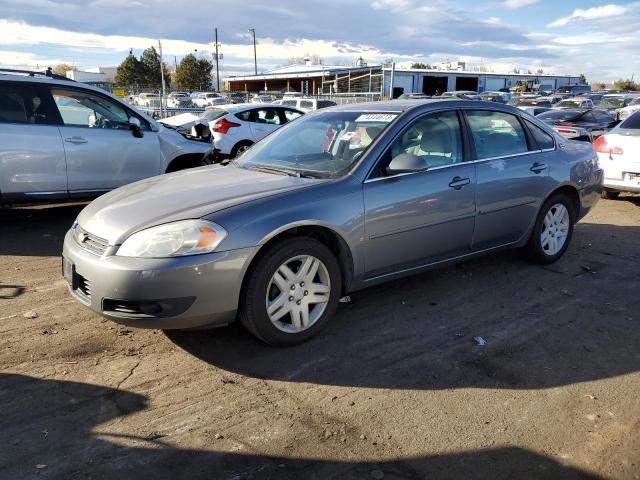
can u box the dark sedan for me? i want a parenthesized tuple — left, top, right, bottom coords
(537, 108, 618, 141)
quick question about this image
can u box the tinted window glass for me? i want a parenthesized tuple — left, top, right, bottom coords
(52, 89, 131, 129)
(592, 110, 613, 123)
(235, 110, 252, 121)
(254, 108, 282, 125)
(466, 110, 528, 159)
(283, 109, 303, 122)
(0, 83, 51, 124)
(300, 100, 314, 109)
(281, 100, 297, 107)
(376, 110, 462, 176)
(202, 108, 228, 121)
(525, 120, 555, 150)
(620, 111, 640, 129)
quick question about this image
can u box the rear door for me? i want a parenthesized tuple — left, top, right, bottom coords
(0, 81, 67, 201)
(249, 107, 283, 141)
(466, 109, 552, 249)
(50, 87, 161, 194)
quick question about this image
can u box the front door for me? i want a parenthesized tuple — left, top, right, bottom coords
(465, 109, 552, 249)
(363, 110, 476, 277)
(50, 87, 161, 194)
(0, 81, 67, 200)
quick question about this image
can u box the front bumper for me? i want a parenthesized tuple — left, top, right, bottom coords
(62, 229, 255, 329)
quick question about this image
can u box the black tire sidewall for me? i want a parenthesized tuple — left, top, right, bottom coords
(241, 238, 342, 346)
(528, 194, 575, 264)
(231, 141, 253, 158)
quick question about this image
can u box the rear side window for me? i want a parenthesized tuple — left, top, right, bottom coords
(281, 100, 297, 107)
(524, 120, 555, 150)
(0, 83, 53, 125)
(235, 110, 252, 121)
(466, 110, 528, 159)
(300, 100, 314, 109)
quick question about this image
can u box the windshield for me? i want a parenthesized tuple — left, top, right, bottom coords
(234, 111, 397, 178)
(538, 109, 584, 122)
(556, 100, 582, 108)
(597, 98, 625, 108)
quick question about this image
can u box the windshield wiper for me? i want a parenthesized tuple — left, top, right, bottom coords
(248, 165, 317, 179)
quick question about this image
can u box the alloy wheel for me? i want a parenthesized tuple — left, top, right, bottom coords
(541, 203, 570, 256)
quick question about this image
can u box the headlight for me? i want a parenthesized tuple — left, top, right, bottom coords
(116, 220, 227, 258)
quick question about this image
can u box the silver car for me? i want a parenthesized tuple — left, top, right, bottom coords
(0, 70, 213, 204)
(63, 100, 603, 345)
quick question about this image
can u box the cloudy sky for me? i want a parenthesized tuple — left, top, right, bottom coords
(0, 0, 639, 82)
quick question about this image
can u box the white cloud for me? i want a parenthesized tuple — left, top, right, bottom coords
(0, 50, 72, 68)
(0, 19, 405, 62)
(547, 4, 628, 27)
(503, 0, 538, 9)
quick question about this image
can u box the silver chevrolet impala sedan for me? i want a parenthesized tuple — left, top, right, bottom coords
(63, 100, 603, 345)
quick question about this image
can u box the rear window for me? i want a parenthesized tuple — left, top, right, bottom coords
(620, 111, 640, 129)
(202, 108, 228, 121)
(538, 109, 584, 122)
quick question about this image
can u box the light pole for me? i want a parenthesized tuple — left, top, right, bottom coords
(248, 28, 257, 75)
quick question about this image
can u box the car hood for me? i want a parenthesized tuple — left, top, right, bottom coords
(77, 165, 319, 245)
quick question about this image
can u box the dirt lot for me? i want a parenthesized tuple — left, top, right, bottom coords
(1, 197, 639, 480)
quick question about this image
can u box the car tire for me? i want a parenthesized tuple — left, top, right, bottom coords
(231, 141, 254, 159)
(601, 189, 620, 200)
(525, 193, 575, 265)
(239, 237, 342, 346)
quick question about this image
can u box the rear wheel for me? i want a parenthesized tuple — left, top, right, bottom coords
(231, 141, 253, 159)
(525, 194, 575, 264)
(239, 238, 342, 346)
(601, 189, 620, 200)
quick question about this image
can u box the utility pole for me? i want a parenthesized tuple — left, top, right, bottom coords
(158, 40, 166, 118)
(248, 28, 257, 75)
(214, 27, 220, 91)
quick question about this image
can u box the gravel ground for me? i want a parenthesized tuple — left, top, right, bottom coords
(1, 197, 639, 480)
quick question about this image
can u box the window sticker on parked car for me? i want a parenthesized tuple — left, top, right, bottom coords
(355, 114, 398, 123)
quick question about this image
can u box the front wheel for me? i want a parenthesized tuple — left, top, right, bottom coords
(525, 194, 575, 264)
(239, 238, 342, 346)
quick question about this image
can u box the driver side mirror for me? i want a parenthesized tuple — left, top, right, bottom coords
(386, 153, 428, 176)
(129, 117, 143, 138)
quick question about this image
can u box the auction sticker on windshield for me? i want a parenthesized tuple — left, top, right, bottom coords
(355, 114, 398, 122)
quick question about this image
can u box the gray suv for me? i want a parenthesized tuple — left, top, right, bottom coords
(0, 69, 213, 204)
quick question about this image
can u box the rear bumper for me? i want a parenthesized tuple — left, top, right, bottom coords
(63, 229, 255, 329)
(603, 178, 640, 193)
(578, 168, 603, 220)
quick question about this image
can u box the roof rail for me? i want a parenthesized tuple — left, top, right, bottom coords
(0, 67, 75, 82)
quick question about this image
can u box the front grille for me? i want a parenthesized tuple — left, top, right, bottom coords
(74, 226, 109, 255)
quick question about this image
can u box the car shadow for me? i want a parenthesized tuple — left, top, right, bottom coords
(0, 373, 605, 479)
(168, 222, 640, 392)
(0, 284, 25, 299)
(0, 203, 85, 257)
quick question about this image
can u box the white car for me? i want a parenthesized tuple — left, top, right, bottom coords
(617, 97, 640, 121)
(167, 92, 192, 108)
(136, 93, 162, 108)
(554, 97, 594, 109)
(206, 103, 304, 158)
(193, 93, 226, 108)
(276, 98, 337, 113)
(250, 95, 273, 104)
(593, 111, 640, 199)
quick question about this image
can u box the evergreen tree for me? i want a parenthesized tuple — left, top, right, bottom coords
(174, 54, 213, 91)
(140, 46, 171, 88)
(115, 53, 144, 86)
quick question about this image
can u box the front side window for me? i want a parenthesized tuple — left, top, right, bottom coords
(52, 89, 132, 130)
(374, 110, 463, 177)
(466, 110, 528, 159)
(283, 109, 303, 122)
(235, 110, 396, 178)
(0, 83, 52, 125)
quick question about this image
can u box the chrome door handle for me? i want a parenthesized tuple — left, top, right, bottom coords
(448, 176, 471, 190)
(65, 136, 88, 144)
(530, 162, 547, 173)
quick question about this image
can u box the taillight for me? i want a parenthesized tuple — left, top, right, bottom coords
(593, 136, 623, 155)
(212, 118, 240, 134)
